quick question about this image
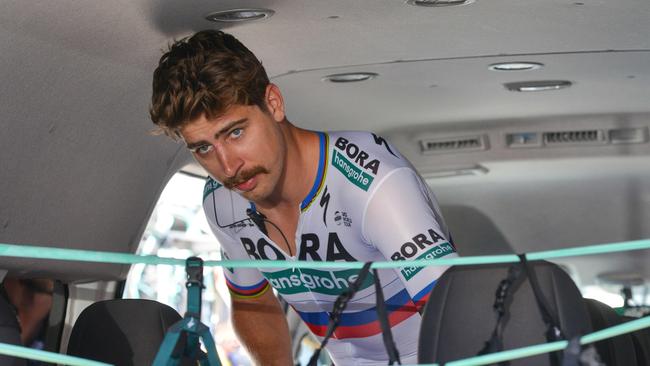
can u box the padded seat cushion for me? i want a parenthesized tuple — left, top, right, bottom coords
(419, 261, 592, 365)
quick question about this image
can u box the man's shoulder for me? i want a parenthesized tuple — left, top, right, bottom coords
(326, 130, 412, 185)
(328, 130, 399, 154)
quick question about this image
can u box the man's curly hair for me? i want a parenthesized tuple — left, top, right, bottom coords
(150, 30, 270, 138)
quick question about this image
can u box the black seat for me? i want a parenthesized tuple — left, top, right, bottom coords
(418, 261, 592, 365)
(67, 299, 183, 366)
(0, 288, 26, 366)
(584, 298, 640, 365)
(623, 314, 650, 366)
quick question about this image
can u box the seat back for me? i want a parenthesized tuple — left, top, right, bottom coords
(623, 315, 650, 366)
(67, 299, 182, 365)
(584, 298, 640, 365)
(418, 261, 592, 365)
(0, 289, 25, 366)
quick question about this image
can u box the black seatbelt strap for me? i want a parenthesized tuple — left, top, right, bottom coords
(373, 268, 401, 365)
(517, 254, 564, 366)
(517, 255, 563, 342)
(479, 257, 600, 366)
(478, 264, 522, 365)
(308, 262, 373, 366)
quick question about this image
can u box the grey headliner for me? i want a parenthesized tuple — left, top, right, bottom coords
(1, 0, 649, 284)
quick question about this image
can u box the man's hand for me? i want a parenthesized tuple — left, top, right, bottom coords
(231, 288, 293, 366)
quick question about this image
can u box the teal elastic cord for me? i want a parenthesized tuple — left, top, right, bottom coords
(0, 343, 110, 366)
(1, 238, 649, 269)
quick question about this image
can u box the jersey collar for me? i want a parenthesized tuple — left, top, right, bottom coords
(300, 131, 328, 212)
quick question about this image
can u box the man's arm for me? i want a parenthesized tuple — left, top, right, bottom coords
(363, 168, 457, 310)
(231, 289, 293, 366)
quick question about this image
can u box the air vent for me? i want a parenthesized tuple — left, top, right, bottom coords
(609, 127, 648, 144)
(543, 130, 607, 146)
(419, 135, 488, 154)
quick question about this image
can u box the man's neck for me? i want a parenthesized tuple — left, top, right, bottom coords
(256, 122, 320, 214)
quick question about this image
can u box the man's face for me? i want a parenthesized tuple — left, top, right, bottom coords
(179, 103, 286, 203)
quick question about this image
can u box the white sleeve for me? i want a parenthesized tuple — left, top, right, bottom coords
(362, 168, 457, 307)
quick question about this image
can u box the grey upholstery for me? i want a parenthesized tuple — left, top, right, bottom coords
(418, 261, 592, 365)
(584, 298, 640, 366)
(0, 290, 25, 366)
(67, 299, 184, 366)
(623, 315, 650, 366)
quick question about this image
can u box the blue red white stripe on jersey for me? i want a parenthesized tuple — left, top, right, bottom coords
(412, 279, 437, 312)
(293, 283, 436, 339)
(301, 132, 328, 212)
(225, 277, 270, 298)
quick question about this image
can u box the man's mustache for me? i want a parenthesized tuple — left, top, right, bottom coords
(223, 166, 269, 189)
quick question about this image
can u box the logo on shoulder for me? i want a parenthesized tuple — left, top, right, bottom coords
(372, 133, 398, 158)
(203, 178, 222, 200)
(390, 228, 455, 280)
(332, 137, 381, 191)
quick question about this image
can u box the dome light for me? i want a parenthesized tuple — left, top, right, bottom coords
(322, 72, 378, 83)
(407, 0, 476, 7)
(488, 62, 544, 71)
(205, 8, 275, 23)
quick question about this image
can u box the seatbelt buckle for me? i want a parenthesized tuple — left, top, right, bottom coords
(185, 256, 205, 289)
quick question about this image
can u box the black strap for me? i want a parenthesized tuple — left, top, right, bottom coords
(517, 254, 563, 342)
(373, 268, 401, 365)
(561, 336, 581, 366)
(479, 257, 595, 366)
(308, 262, 373, 366)
(518, 254, 566, 366)
(478, 264, 522, 365)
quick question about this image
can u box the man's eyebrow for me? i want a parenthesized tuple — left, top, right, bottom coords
(215, 118, 248, 138)
(184, 118, 248, 150)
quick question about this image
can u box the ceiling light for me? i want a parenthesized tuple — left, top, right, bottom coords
(205, 8, 275, 23)
(322, 72, 378, 83)
(407, 0, 476, 7)
(488, 62, 544, 71)
(504, 80, 572, 92)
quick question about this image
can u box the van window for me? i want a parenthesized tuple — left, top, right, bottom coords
(124, 172, 253, 365)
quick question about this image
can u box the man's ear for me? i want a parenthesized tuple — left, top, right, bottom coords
(265, 83, 286, 122)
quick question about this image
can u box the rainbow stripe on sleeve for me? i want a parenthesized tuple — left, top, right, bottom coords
(225, 277, 270, 299)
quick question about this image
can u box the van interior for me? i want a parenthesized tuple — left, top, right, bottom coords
(1, 1, 649, 365)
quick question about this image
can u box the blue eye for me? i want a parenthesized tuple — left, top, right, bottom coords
(193, 145, 214, 155)
(230, 128, 243, 138)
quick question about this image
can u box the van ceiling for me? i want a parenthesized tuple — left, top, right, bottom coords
(0, 1, 649, 282)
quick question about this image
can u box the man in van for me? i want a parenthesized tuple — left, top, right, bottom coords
(150, 30, 457, 365)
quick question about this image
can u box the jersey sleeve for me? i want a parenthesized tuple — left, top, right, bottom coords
(203, 200, 270, 300)
(362, 167, 457, 310)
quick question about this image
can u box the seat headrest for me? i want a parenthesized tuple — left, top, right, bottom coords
(67, 299, 182, 365)
(418, 261, 592, 365)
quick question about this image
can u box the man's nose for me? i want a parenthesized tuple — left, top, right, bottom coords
(215, 146, 243, 178)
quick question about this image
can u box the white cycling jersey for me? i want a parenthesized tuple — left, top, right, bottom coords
(203, 131, 457, 365)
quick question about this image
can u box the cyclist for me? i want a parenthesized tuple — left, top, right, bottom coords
(150, 30, 457, 365)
